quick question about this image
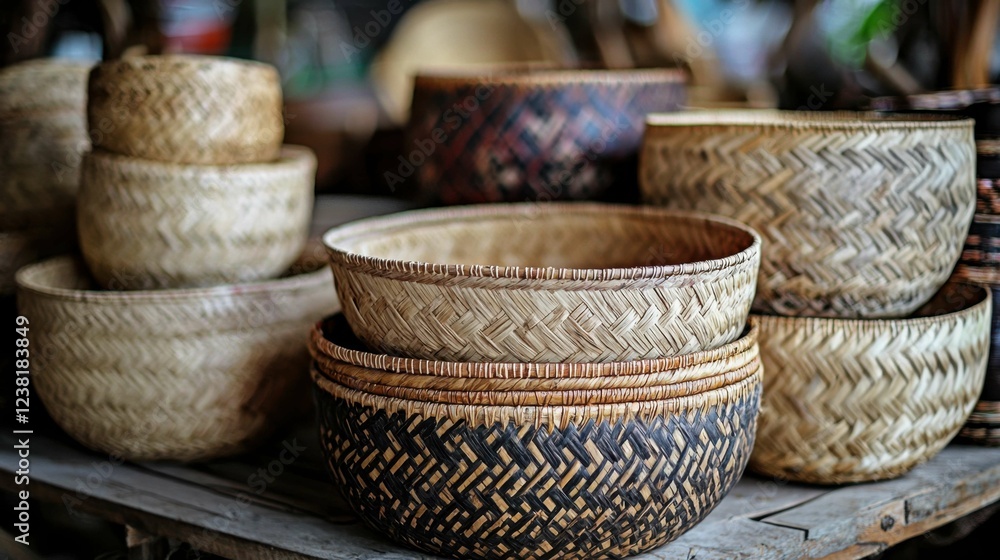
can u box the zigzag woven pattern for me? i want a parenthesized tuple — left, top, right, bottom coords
(640, 112, 976, 318)
(16, 257, 337, 461)
(0, 58, 91, 117)
(325, 203, 760, 363)
(78, 147, 316, 289)
(408, 71, 685, 204)
(314, 371, 760, 560)
(748, 283, 991, 484)
(87, 55, 283, 164)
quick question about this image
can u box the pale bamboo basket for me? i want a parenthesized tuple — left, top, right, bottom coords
(313, 366, 760, 560)
(310, 312, 759, 387)
(323, 203, 761, 363)
(0, 111, 88, 166)
(749, 282, 991, 484)
(78, 145, 316, 290)
(0, 58, 91, 117)
(2, 165, 79, 230)
(640, 110, 976, 318)
(86, 55, 283, 164)
(16, 256, 338, 462)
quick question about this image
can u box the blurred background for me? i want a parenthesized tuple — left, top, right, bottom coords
(2, 0, 1000, 557)
(4, 0, 999, 200)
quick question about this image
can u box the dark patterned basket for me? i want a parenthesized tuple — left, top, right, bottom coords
(405, 67, 686, 205)
(313, 367, 761, 560)
(977, 178, 1000, 214)
(955, 214, 1000, 285)
(958, 284, 1000, 446)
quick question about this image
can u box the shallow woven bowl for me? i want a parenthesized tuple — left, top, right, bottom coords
(323, 202, 761, 363)
(16, 256, 338, 462)
(309, 314, 760, 405)
(749, 282, 990, 484)
(78, 145, 316, 290)
(407, 67, 686, 204)
(640, 110, 976, 318)
(86, 55, 284, 164)
(313, 365, 760, 560)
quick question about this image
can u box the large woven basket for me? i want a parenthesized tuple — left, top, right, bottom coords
(323, 202, 760, 363)
(640, 110, 976, 318)
(309, 314, 759, 392)
(86, 55, 283, 164)
(0, 58, 91, 117)
(16, 256, 338, 462)
(78, 146, 316, 290)
(313, 366, 760, 560)
(749, 282, 990, 484)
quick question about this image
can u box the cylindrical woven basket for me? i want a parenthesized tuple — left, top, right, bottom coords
(323, 202, 761, 363)
(748, 282, 991, 484)
(0, 111, 88, 167)
(78, 145, 316, 290)
(0, 58, 91, 117)
(16, 256, 338, 462)
(87, 55, 284, 164)
(313, 366, 761, 560)
(407, 67, 686, 204)
(640, 110, 976, 318)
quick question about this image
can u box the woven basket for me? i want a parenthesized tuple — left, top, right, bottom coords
(310, 313, 760, 399)
(977, 178, 1000, 214)
(407, 66, 686, 204)
(955, 214, 1000, 285)
(87, 55, 283, 164)
(323, 203, 760, 363)
(0, 58, 91, 117)
(16, 256, 338, 462)
(313, 367, 760, 560)
(78, 145, 316, 290)
(957, 283, 1000, 446)
(748, 282, 991, 484)
(640, 110, 976, 318)
(1, 163, 79, 231)
(0, 111, 88, 167)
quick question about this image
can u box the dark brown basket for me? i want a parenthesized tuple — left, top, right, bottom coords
(313, 367, 761, 560)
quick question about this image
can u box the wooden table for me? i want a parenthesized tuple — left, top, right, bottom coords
(2, 426, 998, 560)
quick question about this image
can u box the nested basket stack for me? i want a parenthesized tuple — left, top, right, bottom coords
(16, 54, 338, 462)
(0, 59, 92, 296)
(871, 89, 1000, 446)
(314, 202, 764, 560)
(640, 110, 990, 484)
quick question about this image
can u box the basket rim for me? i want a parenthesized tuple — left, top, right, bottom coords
(83, 144, 316, 174)
(750, 282, 991, 331)
(89, 53, 277, 74)
(310, 313, 759, 375)
(645, 109, 974, 131)
(15, 256, 329, 304)
(413, 65, 687, 87)
(322, 202, 761, 282)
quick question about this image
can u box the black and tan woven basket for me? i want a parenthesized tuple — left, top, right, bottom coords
(312, 364, 761, 560)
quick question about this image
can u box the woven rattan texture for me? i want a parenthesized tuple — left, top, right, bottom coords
(325, 203, 760, 363)
(748, 283, 991, 484)
(641, 111, 976, 318)
(314, 371, 760, 560)
(86, 55, 283, 164)
(78, 146, 316, 290)
(16, 257, 338, 462)
(0, 59, 91, 117)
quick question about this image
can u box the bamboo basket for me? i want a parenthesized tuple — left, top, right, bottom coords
(0, 58, 91, 117)
(955, 214, 1000, 285)
(748, 282, 990, 484)
(957, 283, 1000, 446)
(0, 111, 88, 167)
(78, 146, 316, 290)
(313, 366, 760, 560)
(86, 55, 284, 164)
(640, 110, 976, 318)
(2, 164, 79, 231)
(309, 314, 759, 381)
(977, 178, 1000, 215)
(323, 203, 760, 363)
(16, 256, 338, 462)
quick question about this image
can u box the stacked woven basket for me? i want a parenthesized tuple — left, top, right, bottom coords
(0, 59, 91, 295)
(312, 202, 764, 559)
(640, 110, 991, 483)
(16, 55, 337, 462)
(870, 89, 1000, 446)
